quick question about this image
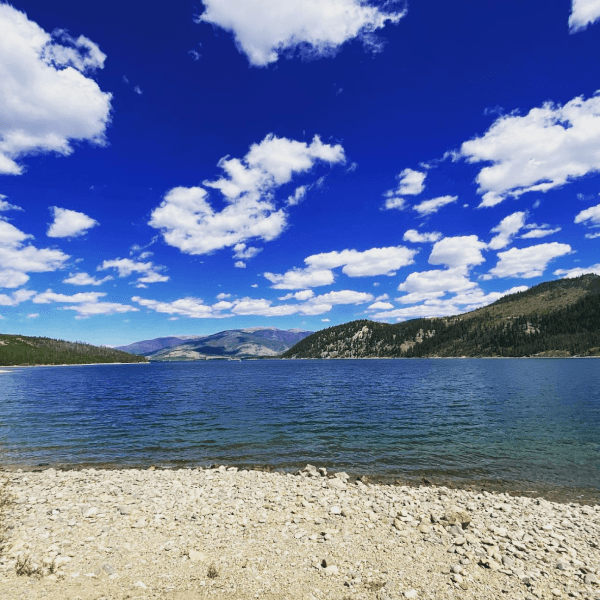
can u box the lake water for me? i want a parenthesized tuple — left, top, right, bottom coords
(1, 359, 599, 501)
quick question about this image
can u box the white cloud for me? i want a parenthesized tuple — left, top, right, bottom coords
(63, 302, 139, 319)
(33, 290, 105, 304)
(0, 4, 111, 175)
(133, 296, 219, 319)
(287, 185, 307, 206)
(305, 246, 416, 277)
(278, 290, 315, 301)
(233, 243, 262, 260)
(63, 272, 112, 286)
(554, 263, 600, 278)
(585, 232, 600, 239)
(321, 318, 330, 322)
(0, 289, 35, 306)
(196, 0, 406, 67)
(26, 312, 39, 318)
(264, 268, 335, 290)
(383, 197, 406, 210)
(134, 288, 373, 320)
(486, 242, 572, 279)
(0, 219, 69, 287)
(413, 195, 457, 216)
(397, 267, 477, 303)
(47, 207, 98, 238)
(149, 134, 345, 257)
(0, 195, 22, 211)
(216, 293, 231, 300)
(98, 258, 169, 285)
(569, 0, 600, 32)
(234, 261, 246, 268)
(429, 236, 486, 269)
(0, 270, 29, 289)
(367, 301, 394, 310)
(403, 229, 441, 243)
(373, 285, 529, 320)
(488, 211, 527, 250)
(385, 168, 426, 197)
(460, 92, 600, 207)
(520, 226, 561, 239)
(575, 202, 600, 227)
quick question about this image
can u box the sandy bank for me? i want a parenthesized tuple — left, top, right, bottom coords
(0, 467, 599, 600)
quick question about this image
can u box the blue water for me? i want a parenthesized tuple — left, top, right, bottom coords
(0, 359, 599, 498)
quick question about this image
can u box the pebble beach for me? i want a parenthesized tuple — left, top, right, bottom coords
(1, 466, 599, 600)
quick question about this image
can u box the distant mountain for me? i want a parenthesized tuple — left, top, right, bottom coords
(283, 274, 600, 359)
(115, 335, 205, 356)
(123, 327, 313, 360)
(0, 334, 148, 366)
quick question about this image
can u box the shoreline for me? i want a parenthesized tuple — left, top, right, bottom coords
(3, 463, 598, 506)
(0, 361, 148, 369)
(1, 466, 599, 600)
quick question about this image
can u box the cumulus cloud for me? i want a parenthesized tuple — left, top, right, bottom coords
(266, 246, 416, 290)
(403, 229, 441, 243)
(233, 243, 262, 260)
(149, 134, 345, 258)
(569, 0, 600, 32)
(397, 267, 477, 304)
(29, 287, 138, 319)
(575, 202, 600, 227)
(0, 288, 36, 306)
(520, 225, 561, 239)
(98, 258, 169, 286)
(429, 236, 486, 269)
(384, 168, 426, 206)
(264, 268, 335, 290)
(0, 195, 22, 212)
(383, 197, 406, 210)
(26, 312, 39, 318)
(63, 302, 139, 319)
(367, 301, 394, 310)
(554, 263, 600, 278)
(62, 272, 112, 286)
(47, 207, 98, 238)
(488, 211, 527, 250)
(374, 286, 530, 321)
(413, 195, 458, 216)
(0, 4, 111, 175)
(133, 289, 373, 319)
(33, 290, 105, 304)
(0, 218, 69, 288)
(196, 0, 406, 67)
(305, 246, 416, 277)
(460, 92, 600, 207)
(485, 242, 572, 279)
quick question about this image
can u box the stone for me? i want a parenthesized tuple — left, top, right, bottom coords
(188, 549, 207, 563)
(404, 589, 418, 599)
(330, 506, 342, 515)
(328, 478, 346, 491)
(417, 523, 431, 534)
(323, 565, 338, 576)
(102, 563, 116, 576)
(443, 507, 471, 528)
(454, 537, 466, 546)
(584, 573, 598, 585)
(134, 580, 147, 589)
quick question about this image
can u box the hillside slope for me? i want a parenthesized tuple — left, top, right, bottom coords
(147, 327, 312, 360)
(0, 334, 148, 366)
(283, 275, 600, 359)
(115, 335, 205, 356)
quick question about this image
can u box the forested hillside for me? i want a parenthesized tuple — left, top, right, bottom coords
(283, 275, 600, 359)
(0, 334, 148, 366)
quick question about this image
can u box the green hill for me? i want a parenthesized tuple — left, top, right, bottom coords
(0, 334, 148, 366)
(283, 274, 600, 359)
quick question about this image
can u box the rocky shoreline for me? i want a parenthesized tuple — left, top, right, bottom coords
(1, 466, 599, 600)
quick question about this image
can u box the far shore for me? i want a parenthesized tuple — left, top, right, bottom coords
(0, 361, 149, 370)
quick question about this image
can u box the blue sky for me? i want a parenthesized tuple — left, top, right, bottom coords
(2, 0, 600, 346)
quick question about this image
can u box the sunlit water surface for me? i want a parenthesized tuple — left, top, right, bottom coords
(1, 359, 598, 499)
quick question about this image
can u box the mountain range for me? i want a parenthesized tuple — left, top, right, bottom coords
(116, 327, 312, 360)
(282, 274, 600, 359)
